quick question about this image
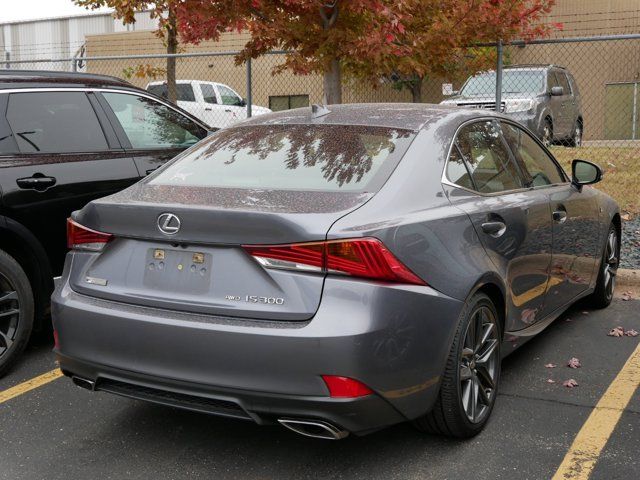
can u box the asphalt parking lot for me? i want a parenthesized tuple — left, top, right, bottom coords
(1, 299, 638, 480)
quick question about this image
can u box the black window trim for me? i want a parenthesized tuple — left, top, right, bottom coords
(1, 90, 114, 155)
(442, 116, 570, 197)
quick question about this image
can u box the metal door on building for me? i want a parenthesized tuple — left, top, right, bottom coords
(604, 82, 640, 140)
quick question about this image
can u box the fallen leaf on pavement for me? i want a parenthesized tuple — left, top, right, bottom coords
(547, 379, 556, 384)
(625, 329, 639, 337)
(545, 363, 557, 368)
(563, 379, 579, 388)
(608, 326, 625, 337)
(621, 291, 633, 301)
(621, 213, 630, 221)
(567, 357, 581, 368)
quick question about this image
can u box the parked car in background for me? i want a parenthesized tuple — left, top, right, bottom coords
(53, 104, 619, 440)
(0, 70, 211, 375)
(441, 65, 583, 147)
(146, 80, 272, 129)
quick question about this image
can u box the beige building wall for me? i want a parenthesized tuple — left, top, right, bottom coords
(85, 30, 427, 110)
(85, 1, 640, 140)
(548, 0, 640, 37)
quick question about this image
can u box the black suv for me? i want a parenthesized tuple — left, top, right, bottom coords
(0, 71, 211, 374)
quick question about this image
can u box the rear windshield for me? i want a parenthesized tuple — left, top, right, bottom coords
(149, 124, 414, 192)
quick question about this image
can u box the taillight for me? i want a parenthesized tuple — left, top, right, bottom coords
(243, 237, 426, 285)
(67, 218, 112, 251)
(321, 375, 373, 398)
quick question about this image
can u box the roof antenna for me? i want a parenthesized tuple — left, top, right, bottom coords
(311, 104, 331, 118)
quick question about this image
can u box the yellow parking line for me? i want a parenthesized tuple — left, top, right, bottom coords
(552, 342, 640, 480)
(0, 368, 63, 404)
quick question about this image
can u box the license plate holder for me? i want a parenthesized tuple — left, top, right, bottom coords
(143, 248, 212, 293)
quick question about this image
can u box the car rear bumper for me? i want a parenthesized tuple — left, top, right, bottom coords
(52, 275, 464, 435)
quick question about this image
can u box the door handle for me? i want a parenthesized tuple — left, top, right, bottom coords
(16, 174, 56, 191)
(481, 221, 507, 237)
(553, 210, 567, 223)
(204, 107, 213, 111)
(145, 167, 160, 175)
(224, 109, 232, 113)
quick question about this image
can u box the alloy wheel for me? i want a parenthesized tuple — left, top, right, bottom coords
(603, 230, 619, 301)
(459, 306, 499, 424)
(0, 272, 20, 357)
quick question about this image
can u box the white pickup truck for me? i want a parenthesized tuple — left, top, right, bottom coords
(146, 80, 271, 129)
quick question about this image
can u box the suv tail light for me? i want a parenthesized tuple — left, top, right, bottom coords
(243, 238, 426, 285)
(67, 219, 112, 251)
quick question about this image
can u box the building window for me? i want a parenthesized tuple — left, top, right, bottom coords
(269, 95, 310, 112)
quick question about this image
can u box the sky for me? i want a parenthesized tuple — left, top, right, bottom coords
(1, 0, 112, 23)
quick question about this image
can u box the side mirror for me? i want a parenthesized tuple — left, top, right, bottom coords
(572, 159, 603, 189)
(551, 86, 564, 96)
(238, 98, 247, 107)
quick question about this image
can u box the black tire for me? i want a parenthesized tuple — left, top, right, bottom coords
(541, 119, 553, 147)
(568, 120, 583, 148)
(414, 292, 501, 438)
(588, 224, 619, 309)
(0, 249, 34, 377)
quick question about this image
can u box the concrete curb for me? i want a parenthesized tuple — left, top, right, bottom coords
(617, 269, 640, 287)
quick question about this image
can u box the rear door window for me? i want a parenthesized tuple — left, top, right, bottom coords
(5, 91, 109, 153)
(556, 72, 572, 95)
(147, 83, 196, 102)
(200, 84, 218, 104)
(454, 120, 524, 193)
(101, 92, 206, 149)
(149, 124, 414, 192)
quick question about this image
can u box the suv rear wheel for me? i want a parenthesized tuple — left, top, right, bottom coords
(541, 119, 553, 147)
(0, 249, 34, 376)
(569, 120, 583, 147)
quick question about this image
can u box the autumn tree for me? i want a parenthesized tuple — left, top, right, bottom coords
(75, 0, 242, 103)
(177, 0, 558, 104)
(368, 0, 559, 103)
(177, 1, 404, 105)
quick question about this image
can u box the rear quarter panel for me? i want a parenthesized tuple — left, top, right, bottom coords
(328, 126, 501, 303)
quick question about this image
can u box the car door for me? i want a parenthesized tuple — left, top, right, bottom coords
(547, 72, 565, 140)
(556, 72, 577, 139)
(96, 91, 208, 178)
(215, 83, 246, 127)
(199, 82, 228, 129)
(0, 90, 139, 275)
(500, 120, 599, 315)
(174, 82, 206, 122)
(447, 119, 553, 330)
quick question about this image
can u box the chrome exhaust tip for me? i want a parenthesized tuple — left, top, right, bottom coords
(278, 418, 349, 440)
(71, 376, 96, 391)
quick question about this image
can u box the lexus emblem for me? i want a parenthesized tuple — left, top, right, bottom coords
(157, 213, 181, 235)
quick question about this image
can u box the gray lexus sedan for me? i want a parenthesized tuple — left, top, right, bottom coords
(52, 104, 620, 440)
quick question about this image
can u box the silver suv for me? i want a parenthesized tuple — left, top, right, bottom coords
(441, 65, 583, 147)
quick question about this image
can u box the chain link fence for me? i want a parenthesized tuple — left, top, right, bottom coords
(2, 33, 639, 213)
